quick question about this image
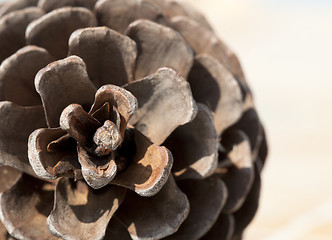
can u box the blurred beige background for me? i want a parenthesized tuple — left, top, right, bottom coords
(184, 0, 332, 239)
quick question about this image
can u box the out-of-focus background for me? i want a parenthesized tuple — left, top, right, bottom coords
(184, 0, 332, 239)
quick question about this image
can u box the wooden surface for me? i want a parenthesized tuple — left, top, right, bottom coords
(184, 0, 332, 239)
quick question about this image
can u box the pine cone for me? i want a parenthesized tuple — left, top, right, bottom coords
(0, 0, 268, 239)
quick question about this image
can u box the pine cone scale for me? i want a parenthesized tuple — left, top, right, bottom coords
(0, 174, 57, 240)
(125, 68, 197, 145)
(0, 7, 43, 62)
(126, 19, 193, 80)
(35, 55, 97, 128)
(115, 175, 189, 240)
(68, 26, 137, 87)
(188, 54, 244, 135)
(111, 128, 173, 197)
(0, 45, 53, 106)
(26, 7, 98, 59)
(0, 102, 46, 175)
(218, 130, 254, 214)
(95, 0, 166, 34)
(164, 103, 218, 180)
(163, 177, 228, 240)
(47, 178, 126, 240)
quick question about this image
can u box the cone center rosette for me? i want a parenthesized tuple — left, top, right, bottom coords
(93, 120, 122, 156)
(28, 84, 139, 189)
(59, 104, 123, 157)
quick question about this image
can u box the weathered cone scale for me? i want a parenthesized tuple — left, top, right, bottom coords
(0, 0, 267, 239)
